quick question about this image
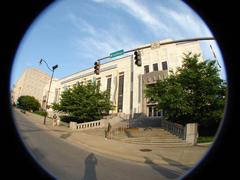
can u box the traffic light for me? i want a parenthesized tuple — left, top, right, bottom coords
(94, 61, 100, 75)
(134, 50, 142, 66)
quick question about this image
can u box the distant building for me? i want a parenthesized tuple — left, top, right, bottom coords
(12, 68, 51, 106)
(44, 39, 203, 117)
(42, 79, 60, 110)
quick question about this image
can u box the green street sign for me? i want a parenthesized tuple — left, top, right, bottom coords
(110, 49, 124, 58)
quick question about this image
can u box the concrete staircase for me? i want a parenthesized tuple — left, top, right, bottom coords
(82, 127, 189, 147)
(82, 128, 106, 137)
(118, 128, 189, 147)
(120, 136, 188, 147)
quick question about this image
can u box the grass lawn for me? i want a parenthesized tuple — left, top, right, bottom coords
(197, 136, 215, 143)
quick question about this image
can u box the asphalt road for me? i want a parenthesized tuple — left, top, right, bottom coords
(13, 110, 186, 180)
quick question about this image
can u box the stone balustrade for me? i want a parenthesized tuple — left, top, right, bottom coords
(69, 120, 105, 130)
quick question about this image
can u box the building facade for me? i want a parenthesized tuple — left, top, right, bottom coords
(42, 79, 60, 109)
(12, 68, 51, 106)
(47, 39, 203, 117)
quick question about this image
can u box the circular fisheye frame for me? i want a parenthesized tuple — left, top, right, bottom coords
(8, 0, 232, 179)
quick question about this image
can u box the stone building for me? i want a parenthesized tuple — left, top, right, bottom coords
(12, 68, 51, 106)
(45, 39, 203, 117)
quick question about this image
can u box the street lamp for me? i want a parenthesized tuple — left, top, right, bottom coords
(39, 59, 58, 125)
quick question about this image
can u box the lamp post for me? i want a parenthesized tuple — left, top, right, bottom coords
(39, 59, 58, 125)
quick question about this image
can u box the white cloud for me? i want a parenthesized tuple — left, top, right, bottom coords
(93, 0, 170, 35)
(75, 27, 141, 61)
(114, 0, 169, 34)
(101, 0, 212, 39)
(68, 12, 141, 60)
(69, 1, 214, 62)
(92, 0, 106, 2)
(157, 5, 212, 38)
(68, 13, 96, 35)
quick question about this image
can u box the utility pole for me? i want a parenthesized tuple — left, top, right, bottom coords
(210, 44, 221, 68)
(39, 59, 58, 125)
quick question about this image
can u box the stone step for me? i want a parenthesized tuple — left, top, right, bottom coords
(122, 139, 184, 143)
(120, 139, 188, 146)
(127, 143, 190, 147)
(121, 136, 182, 140)
(123, 133, 179, 137)
(121, 138, 184, 143)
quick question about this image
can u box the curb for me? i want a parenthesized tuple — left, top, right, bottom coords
(196, 142, 212, 147)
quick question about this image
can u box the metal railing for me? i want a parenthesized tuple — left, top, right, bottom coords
(129, 116, 161, 128)
(161, 119, 186, 139)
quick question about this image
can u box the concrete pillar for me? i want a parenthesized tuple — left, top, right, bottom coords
(57, 119, 60, 126)
(72, 122, 77, 130)
(70, 122, 77, 130)
(186, 123, 198, 145)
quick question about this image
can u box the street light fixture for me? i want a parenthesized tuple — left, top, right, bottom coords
(39, 59, 58, 125)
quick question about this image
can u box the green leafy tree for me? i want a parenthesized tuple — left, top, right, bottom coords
(17, 95, 41, 111)
(145, 53, 227, 135)
(52, 81, 114, 122)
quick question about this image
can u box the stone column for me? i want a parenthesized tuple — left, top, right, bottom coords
(71, 122, 77, 130)
(69, 122, 77, 130)
(186, 123, 198, 145)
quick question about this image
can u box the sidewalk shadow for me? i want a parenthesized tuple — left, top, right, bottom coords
(82, 153, 98, 180)
(157, 154, 190, 171)
(144, 157, 181, 179)
(59, 132, 72, 139)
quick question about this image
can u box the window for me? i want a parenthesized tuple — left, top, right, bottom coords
(118, 73, 124, 112)
(153, 63, 158, 71)
(144, 65, 149, 74)
(96, 78, 101, 87)
(148, 106, 153, 117)
(54, 88, 59, 103)
(106, 77, 111, 95)
(162, 61, 168, 70)
(148, 106, 162, 117)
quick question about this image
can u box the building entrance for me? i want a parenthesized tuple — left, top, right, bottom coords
(148, 106, 162, 117)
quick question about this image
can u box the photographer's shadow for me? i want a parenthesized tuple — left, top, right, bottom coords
(82, 153, 98, 180)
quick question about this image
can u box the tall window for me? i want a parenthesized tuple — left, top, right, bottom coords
(96, 78, 101, 86)
(118, 73, 124, 112)
(153, 63, 158, 71)
(162, 61, 168, 70)
(144, 65, 149, 74)
(106, 77, 111, 95)
(96, 78, 101, 92)
(54, 88, 59, 103)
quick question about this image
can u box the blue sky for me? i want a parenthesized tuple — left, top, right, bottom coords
(11, 0, 226, 88)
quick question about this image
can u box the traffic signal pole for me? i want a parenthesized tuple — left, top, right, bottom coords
(95, 37, 215, 63)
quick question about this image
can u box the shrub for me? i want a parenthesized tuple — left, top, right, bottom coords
(52, 81, 114, 122)
(59, 115, 85, 124)
(34, 110, 48, 117)
(17, 96, 41, 112)
(197, 136, 214, 143)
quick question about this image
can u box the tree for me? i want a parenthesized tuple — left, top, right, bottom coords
(52, 81, 114, 122)
(145, 53, 227, 135)
(17, 95, 41, 112)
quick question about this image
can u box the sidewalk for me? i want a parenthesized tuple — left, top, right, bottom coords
(17, 109, 209, 169)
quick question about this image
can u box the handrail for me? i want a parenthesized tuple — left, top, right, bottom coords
(161, 119, 186, 139)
